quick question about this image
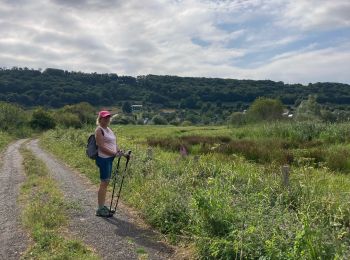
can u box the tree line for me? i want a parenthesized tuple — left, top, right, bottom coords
(1, 67, 350, 111)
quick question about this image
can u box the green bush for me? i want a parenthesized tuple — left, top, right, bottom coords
(0, 101, 28, 131)
(229, 112, 247, 126)
(152, 115, 168, 125)
(111, 115, 135, 125)
(181, 120, 192, 126)
(30, 108, 56, 130)
(55, 112, 82, 128)
(54, 102, 96, 128)
(246, 97, 284, 122)
(0, 131, 13, 152)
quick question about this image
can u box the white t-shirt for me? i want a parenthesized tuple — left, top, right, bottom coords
(96, 126, 117, 158)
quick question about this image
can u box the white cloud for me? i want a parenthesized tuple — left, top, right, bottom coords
(252, 44, 350, 84)
(0, 0, 349, 83)
(279, 0, 350, 30)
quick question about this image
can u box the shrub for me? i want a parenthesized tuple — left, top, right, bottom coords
(55, 112, 82, 128)
(246, 97, 284, 122)
(30, 108, 56, 130)
(0, 101, 28, 131)
(111, 115, 135, 125)
(58, 102, 96, 125)
(229, 112, 247, 126)
(181, 120, 192, 126)
(152, 115, 168, 125)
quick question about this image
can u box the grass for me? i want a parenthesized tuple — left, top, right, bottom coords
(20, 147, 98, 260)
(40, 123, 350, 259)
(0, 130, 13, 152)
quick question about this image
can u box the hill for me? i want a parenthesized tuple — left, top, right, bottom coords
(1, 67, 349, 111)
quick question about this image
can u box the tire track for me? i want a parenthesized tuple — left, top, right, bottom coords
(0, 140, 29, 260)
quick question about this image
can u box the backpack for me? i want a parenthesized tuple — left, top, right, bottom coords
(86, 128, 104, 159)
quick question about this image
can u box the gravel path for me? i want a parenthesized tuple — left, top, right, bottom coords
(0, 140, 29, 260)
(27, 139, 175, 260)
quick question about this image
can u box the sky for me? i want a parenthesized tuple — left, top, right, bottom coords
(1, 0, 350, 84)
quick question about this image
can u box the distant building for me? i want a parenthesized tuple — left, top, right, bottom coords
(131, 105, 142, 112)
(282, 109, 293, 119)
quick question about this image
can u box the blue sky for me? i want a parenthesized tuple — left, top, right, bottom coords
(1, 0, 350, 84)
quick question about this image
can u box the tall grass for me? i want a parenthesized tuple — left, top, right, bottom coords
(40, 124, 350, 259)
(0, 131, 13, 153)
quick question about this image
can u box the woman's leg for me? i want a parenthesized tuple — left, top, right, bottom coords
(98, 180, 109, 208)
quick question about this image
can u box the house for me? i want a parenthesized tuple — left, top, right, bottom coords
(131, 105, 142, 112)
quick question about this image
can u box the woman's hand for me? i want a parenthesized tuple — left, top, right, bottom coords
(115, 150, 131, 159)
(115, 150, 124, 157)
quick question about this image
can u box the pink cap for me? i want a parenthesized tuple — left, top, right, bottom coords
(99, 110, 111, 118)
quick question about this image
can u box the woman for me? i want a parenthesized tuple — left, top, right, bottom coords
(95, 110, 120, 217)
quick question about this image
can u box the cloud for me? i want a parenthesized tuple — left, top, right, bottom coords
(279, 0, 350, 30)
(0, 0, 349, 84)
(252, 44, 350, 84)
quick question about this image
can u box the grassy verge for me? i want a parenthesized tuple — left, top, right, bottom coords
(0, 131, 13, 152)
(40, 125, 350, 259)
(20, 147, 98, 259)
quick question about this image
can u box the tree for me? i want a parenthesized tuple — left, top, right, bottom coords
(0, 102, 27, 130)
(60, 102, 96, 125)
(247, 97, 284, 122)
(122, 101, 132, 113)
(295, 95, 322, 121)
(29, 108, 56, 130)
(152, 115, 168, 125)
(229, 112, 247, 126)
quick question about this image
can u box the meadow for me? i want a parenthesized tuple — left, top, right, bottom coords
(40, 122, 350, 259)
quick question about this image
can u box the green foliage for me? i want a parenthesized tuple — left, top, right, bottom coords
(247, 97, 284, 122)
(40, 124, 350, 259)
(30, 108, 56, 130)
(295, 95, 322, 121)
(0, 131, 13, 154)
(0, 101, 28, 130)
(326, 146, 350, 172)
(54, 102, 96, 128)
(55, 112, 82, 128)
(152, 115, 168, 125)
(111, 115, 136, 125)
(181, 120, 192, 126)
(122, 101, 132, 113)
(228, 111, 247, 126)
(2, 68, 350, 125)
(0, 102, 33, 137)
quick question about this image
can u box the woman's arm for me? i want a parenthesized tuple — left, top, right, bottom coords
(95, 128, 116, 157)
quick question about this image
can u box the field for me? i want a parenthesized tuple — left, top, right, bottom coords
(40, 122, 350, 259)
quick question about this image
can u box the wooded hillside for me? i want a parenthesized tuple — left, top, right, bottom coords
(1, 67, 349, 110)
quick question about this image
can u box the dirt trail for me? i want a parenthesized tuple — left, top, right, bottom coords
(0, 140, 29, 260)
(27, 139, 175, 260)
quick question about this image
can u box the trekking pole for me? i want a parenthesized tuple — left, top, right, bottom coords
(109, 155, 121, 214)
(113, 150, 132, 213)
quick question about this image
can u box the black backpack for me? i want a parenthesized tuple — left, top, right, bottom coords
(86, 128, 104, 159)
